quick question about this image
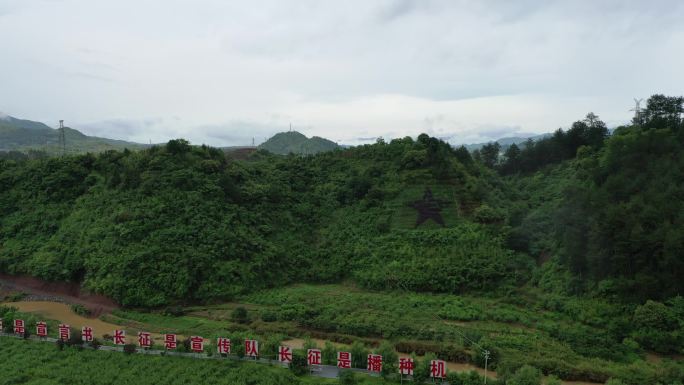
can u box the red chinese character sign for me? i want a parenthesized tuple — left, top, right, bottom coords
(337, 351, 352, 368)
(164, 334, 177, 350)
(14, 319, 25, 335)
(58, 324, 70, 341)
(367, 354, 383, 373)
(82, 327, 93, 342)
(430, 360, 446, 379)
(36, 321, 47, 337)
(245, 339, 258, 357)
(307, 349, 321, 365)
(114, 330, 126, 345)
(278, 346, 292, 363)
(138, 332, 152, 348)
(399, 357, 414, 376)
(190, 336, 204, 352)
(217, 338, 231, 354)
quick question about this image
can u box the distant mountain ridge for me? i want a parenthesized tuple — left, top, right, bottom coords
(462, 132, 552, 151)
(0, 115, 145, 154)
(258, 131, 339, 155)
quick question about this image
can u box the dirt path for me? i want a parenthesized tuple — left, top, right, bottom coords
(0, 273, 118, 317)
(4, 301, 122, 339)
(3, 301, 176, 345)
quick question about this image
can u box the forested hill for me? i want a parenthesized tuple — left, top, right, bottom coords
(0, 94, 682, 310)
(0, 115, 145, 155)
(258, 131, 339, 155)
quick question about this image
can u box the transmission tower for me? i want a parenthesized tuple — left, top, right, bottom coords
(630, 98, 644, 125)
(58, 120, 66, 156)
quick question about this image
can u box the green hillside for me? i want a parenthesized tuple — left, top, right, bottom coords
(1, 94, 683, 384)
(258, 131, 339, 155)
(1, 95, 682, 307)
(0, 115, 145, 155)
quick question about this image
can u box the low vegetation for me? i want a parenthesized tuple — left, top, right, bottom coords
(1, 94, 683, 384)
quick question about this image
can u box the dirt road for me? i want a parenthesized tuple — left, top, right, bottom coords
(0, 273, 118, 317)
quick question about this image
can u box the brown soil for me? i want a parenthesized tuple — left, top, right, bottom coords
(4, 301, 122, 339)
(4, 301, 176, 344)
(0, 273, 118, 317)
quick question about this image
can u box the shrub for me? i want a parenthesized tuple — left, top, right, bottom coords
(90, 338, 102, 350)
(438, 301, 479, 321)
(261, 310, 277, 322)
(350, 341, 368, 369)
(5, 292, 26, 302)
(123, 344, 137, 354)
(631, 300, 681, 353)
(233, 338, 245, 358)
(261, 335, 281, 360)
(474, 204, 505, 224)
(376, 341, 397, 377)
(471, 342, 499, 370)
(70, 304, 91, 317)
(67, 328, 83, 346)
(231, 307, 249, 324)
(289, 350, 308, 376)
(413, 353, 436, 384)
(338, 369, 358, 385)
(447, 370, 485, 385)
(509, 365, 542, 385)
(162, 306, 185, 317)
(302, 338, 318, 350)
(322, 341, 336, 365)
(438, 343, 470, 363)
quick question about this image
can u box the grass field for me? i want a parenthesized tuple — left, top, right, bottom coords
(3, 284, 683, 384)
(0, 337, 347, 385)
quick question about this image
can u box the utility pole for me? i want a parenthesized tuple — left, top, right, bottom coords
(58, 120, 66, 156)
(483, 350, 490, 384)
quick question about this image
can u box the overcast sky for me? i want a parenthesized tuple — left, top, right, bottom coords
(1, 0, 683, 146)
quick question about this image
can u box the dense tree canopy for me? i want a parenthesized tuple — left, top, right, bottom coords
(0, 94, 682, 312)
(0, 133, 510, 306)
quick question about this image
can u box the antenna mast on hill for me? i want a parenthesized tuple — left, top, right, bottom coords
(58, 120, 66, 156)
(630, 98, 644, 125)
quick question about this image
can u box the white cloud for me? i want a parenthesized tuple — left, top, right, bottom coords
(0, 0, 682, 146)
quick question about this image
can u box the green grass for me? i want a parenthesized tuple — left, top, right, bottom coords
(233, 284, 682, 384)
(108, 284, 684, 383)
(5, 284, 681, 384)
(104, 310, 232, 336)
(0, 337, 346, 385)
(4, 285, 683, 384)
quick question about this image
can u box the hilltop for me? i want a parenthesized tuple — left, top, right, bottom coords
(0, 115, 145, 155)
(258, 131, 339, 155)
